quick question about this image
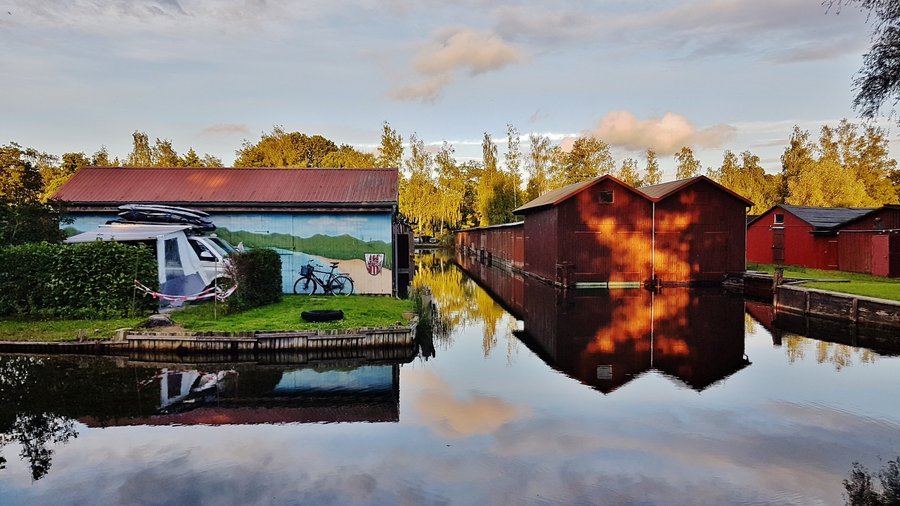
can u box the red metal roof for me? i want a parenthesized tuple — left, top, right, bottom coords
(513, 174, 648, 214)
(53, 167, 398, 207)
(513, 174, 752, 215)
(639, 175, 753, 205)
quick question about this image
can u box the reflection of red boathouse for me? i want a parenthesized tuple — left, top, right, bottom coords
(455, 175, 751, 287)
(456, 253, 750, 394)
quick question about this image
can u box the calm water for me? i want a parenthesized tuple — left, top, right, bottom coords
(1, 254, 899, 505)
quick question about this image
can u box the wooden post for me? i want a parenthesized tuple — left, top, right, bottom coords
(773, 267, 784, 311)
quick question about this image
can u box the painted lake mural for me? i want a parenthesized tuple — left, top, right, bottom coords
(67, 212, 394, 295)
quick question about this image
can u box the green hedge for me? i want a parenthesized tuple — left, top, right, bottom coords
(0, 241, 158, 318)
(226, 248, 282, 312)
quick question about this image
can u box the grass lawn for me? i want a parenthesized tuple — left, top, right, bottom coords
(0, 316, 145, 342)
(748, 263, 900, 302)
(173, 295, 415, 332)
(0, 295, 415, 342)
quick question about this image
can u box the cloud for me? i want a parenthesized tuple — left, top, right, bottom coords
(493, 0, 869, 63)
(199, 123, 251, 137)
(388, 26, 525, 102)
(588, 111, 736, 155)
(387, 74, 452, 102)
(410, 370, 528, 438)
(413, 27, 524, 76)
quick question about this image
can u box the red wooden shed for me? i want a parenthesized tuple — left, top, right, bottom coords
(465, 174, 753, 287)
(747, 204, 900, 276)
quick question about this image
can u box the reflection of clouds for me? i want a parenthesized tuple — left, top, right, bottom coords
(3, 399, 899, 504)
(411, 370, 526, 438)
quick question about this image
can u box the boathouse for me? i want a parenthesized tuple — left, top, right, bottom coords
(746, 204, 900, 276)
(461, 175, 751, 287)
(53, 167, 412, 295)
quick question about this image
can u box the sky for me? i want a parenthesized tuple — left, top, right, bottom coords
(1, 0, 896, 179)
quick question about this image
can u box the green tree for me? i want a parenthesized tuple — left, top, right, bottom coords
(127, 131, 153, 166)
(554, 136, 614, 187)
(435, 141, 465, 233)
(91, 146, 114, 166)
(320, 144, 377, 168)
(234, 126, 338, 168)
(376, 121, 403, 169)
(827, 1, 900, 123)
(476, 132, 500, 226)
(180, 147, 202, 167)
(617, 157, 642, 187)
(201, 154, 223, 168)
(399, 133, 439, 235)
(0, 143, 65, 244)
(674, 146, 701, 179)
(152, 138, 180, 167)
(43, 152, 89, 200)
(642, 149, 662, 186)
(525, 134, 554, 201)
(505, 124, 522, 210)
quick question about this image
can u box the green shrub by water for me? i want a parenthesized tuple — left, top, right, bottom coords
(0, 241, 158, 318)
(226, 248, 282, 312)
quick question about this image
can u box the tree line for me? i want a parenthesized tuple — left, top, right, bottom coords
(1, 119, 898, 243)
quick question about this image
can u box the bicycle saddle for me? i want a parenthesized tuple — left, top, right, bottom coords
(330, 261, 339, 267)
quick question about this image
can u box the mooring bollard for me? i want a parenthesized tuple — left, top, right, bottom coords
(773, 267, 784, 312)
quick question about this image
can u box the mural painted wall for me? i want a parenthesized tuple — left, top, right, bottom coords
(67, 211, 394, 295)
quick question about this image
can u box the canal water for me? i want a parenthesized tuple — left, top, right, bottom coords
(1, 254, 899, 505)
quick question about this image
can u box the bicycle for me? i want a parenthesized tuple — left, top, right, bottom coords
(293, 260, 354, 295)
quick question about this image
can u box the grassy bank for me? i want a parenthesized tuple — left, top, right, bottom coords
(748, 263, 900, 301)
(0, 316, 145, 342)
(174, 295, 414, 332)
(0, 295, 415, 342)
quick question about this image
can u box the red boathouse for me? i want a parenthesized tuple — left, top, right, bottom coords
(456, 175, 752, 287)
(747, 204, 900, 276)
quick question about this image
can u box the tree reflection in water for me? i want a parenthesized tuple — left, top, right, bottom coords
(0, 356, 78, 481)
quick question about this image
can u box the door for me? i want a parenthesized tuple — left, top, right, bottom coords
(772, 229, 784, 264)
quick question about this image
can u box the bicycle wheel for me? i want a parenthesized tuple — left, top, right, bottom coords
(293, 277, 315, 295)
(330, 275, 354, 295)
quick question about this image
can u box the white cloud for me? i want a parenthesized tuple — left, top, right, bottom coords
(199, 123, 251, 137)
(588, 111, 736, 155)
(387, 74, 452, 102)
(388, 26, 525, 102)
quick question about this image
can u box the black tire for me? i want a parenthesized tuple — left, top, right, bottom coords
(293, 277, 316, 295)
(330, 275, 354, 295)
(301, 309, 344, 322)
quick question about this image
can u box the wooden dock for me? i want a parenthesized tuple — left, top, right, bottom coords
(125, 324, 417, 354)
(775, 285, 900, 330)
(0, 322, 418, 357)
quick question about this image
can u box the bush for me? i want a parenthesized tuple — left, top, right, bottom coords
(226, 248, 282, 312)
(0, 241, 158, 318)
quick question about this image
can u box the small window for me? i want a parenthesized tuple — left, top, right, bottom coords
(598, 190, 614, 204)
(164, 238, 184, 278)
(774, 213, 784, 225)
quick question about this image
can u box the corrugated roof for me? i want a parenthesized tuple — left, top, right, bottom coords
(639, 175, 753, 205)
(513, 175, 647, 214)
(513, 174, 752, 214)
(53, 167, 398, 206)
(780, 204, 876, 230)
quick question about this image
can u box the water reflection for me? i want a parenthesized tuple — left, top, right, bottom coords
(450, 252, 750, 393)
(0, 351, 414, 479)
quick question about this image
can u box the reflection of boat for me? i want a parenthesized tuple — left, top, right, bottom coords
(455, 251, 750, 394)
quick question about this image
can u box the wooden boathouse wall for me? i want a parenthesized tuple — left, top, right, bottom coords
(456, 175, 750, 287)
(454, 222, 524, 271)
(653, 178, 747, 283)
(553, 177, 653, 285)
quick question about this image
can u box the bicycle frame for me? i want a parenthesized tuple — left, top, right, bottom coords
(293, 260, 354, 295)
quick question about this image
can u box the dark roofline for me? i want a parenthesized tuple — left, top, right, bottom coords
(87, 166, 398, 171)
(513, 174, 650, 215)
(454, 221, 524, 233)
(746, 204, 881, 231)
(639, 175, 754, 206)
